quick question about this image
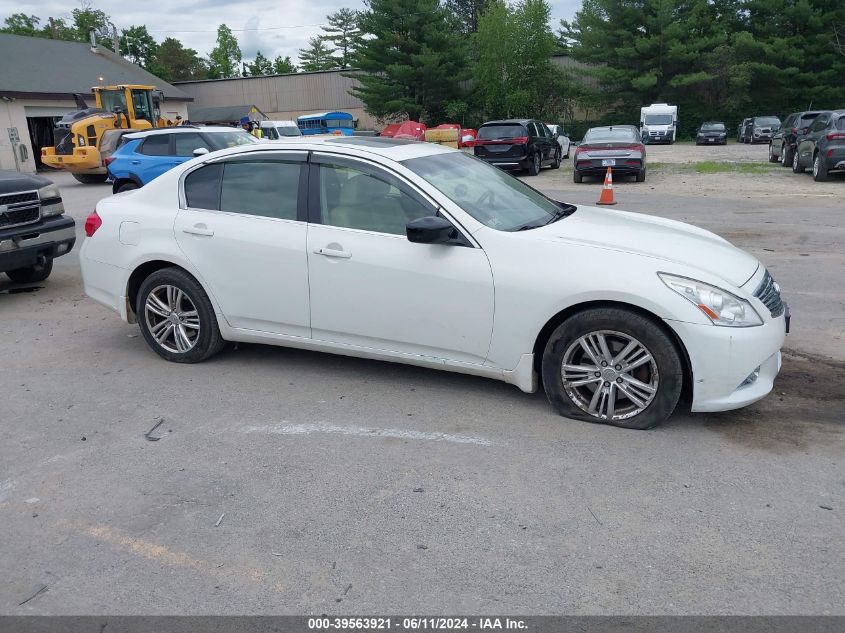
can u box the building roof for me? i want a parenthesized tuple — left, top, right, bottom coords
(0, 33, 192, 101)
(187, 104, 268, 124)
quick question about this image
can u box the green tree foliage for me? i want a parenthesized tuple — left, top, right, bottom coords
(475, 0, 565, 120)
(120, 25, 157, 68)
(208, 24, 242, 78)
(148, 37, 208, 82)
(563, 0, 845, 137)
(1, 13, 43, 37)
(299, 36, 337, 71)
(71, 3, 114, 48)
(247, 50, 273, 76)
(446, 0, 489, 35)
(322, 8, 361, 68)
(353, 0, 468, 123)
(273, 55, 298, 74)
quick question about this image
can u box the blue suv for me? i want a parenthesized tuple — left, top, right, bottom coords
(107, 127, 257, 194)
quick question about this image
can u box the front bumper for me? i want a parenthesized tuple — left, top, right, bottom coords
(41, 147, 105, 174)
(666, 314, 787, 413)
(0, 215, 76, 272)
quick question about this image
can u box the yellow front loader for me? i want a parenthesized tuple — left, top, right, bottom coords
(42, 85, 176, 184)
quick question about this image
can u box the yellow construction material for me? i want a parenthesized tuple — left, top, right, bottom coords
(424, 128, 459, 144)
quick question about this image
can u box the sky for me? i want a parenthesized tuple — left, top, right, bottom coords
(1, 0, 582, 63)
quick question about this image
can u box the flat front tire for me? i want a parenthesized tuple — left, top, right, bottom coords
(541, 308, 684, 430)
(136, 267, 225, 363)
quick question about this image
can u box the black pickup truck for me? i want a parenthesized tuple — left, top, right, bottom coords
(0, 170, 76, 283)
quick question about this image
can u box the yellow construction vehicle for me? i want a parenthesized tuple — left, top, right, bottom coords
(42, 84, 176, 184)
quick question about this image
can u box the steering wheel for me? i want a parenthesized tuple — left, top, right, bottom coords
(477, 189, 496, 207)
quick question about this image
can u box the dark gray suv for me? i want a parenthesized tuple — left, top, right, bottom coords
(769, 111, 824, 165)
(792, 109, 845, 181)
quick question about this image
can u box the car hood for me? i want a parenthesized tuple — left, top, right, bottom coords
(533, 205, 759, 288)
(0, 169, 53, 194)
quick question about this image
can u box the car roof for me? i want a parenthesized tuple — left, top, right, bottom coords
(199, 136, 456, 162)
(586, 125, 638, 131)
(262, 120, 297, 126)
(125, 126, 241, 140)
(480, 119, 534, 125)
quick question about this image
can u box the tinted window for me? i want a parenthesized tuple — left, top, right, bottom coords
(700, 123, 725, 131)
(836, 117, 845, 131)
(755, 117, 780, 127)
(219, 161, 300, 220)
(404, 152, 566, 232)
(206, 131, 259, 151)
(184, 164, 222, 210)
(139, 134, 171, 156)
(583, 127, 638, 143)
(173, 133, 207, 157)
(799, 113, 821, 126)
(477, 124, 526, 140)
(809, 116, 828, 133)
(262, 126, 280, 140)
(319, 163, 430, 235)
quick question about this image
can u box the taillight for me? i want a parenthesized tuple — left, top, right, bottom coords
(826, 132, 845, 141)
(103, 156, 115, 166)
(84, 210, 102, 237)
(510, 136, 528, 144)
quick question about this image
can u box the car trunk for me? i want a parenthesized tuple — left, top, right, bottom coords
(474, 125, 528, 160)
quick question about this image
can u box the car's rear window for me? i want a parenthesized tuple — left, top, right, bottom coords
(799, 113, 822, 125)
(477, 124, 526, 140)
(583, 128, 638, 142)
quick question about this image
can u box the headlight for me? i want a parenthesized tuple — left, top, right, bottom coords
(658, 273, 763, 327)
(38, 183, 64, 217)
(754, 127, 761, 133)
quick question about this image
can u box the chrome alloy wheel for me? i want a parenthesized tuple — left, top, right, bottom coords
(144, 284, 201, 354)
(561, 330, 659, 421)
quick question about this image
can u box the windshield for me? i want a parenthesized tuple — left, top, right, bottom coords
(583, 127, 638, 143)
(477, 124, 526, 140)
(403, 152, 572, 232)
(99, 90, 128, 114)
(644, 114, 673, 125)
(756, 117, 780, 127)
(700, 123, 725, 131)
(207, 131, 259, 150)
(279, 126, 302, 137)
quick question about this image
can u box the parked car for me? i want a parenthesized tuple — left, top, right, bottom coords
(260, 120, 302, 139)
(107, 126, 258, 193)
(695, 122, 727, 145)
(79, 137, 788, 430)
(791, 109, 845, 181)
(573, 125, 646, 183)
(0, 170, 75, 283)
(769, 111, 825, 165)
(739, 116, 781, 144)
(545, 123, 572, 158)
(736, 118, 753, 143)
(474, 119, 560, 175)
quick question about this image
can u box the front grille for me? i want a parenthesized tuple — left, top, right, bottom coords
(754, 270, 784, 318)
(0, 190, 41, 229)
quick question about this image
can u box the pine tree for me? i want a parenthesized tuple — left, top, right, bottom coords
(445, 0, 489, 35)
(353, 0, 468, 123)
(322, 8, 361, 68)
(273, 55, 298, 74)
(298, 36, 337, 71)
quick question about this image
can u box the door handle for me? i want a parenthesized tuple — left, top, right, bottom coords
(314, 247, 351, 259)
(183, 224, 214, 237)
(131, 160, 141, 165)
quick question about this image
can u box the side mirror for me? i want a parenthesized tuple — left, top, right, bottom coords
(407, 216, 458, 245)
(193, 147, 210, 157)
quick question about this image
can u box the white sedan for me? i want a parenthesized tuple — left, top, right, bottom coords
(546, 124, 571, 158)
(80, 137, 787, 429)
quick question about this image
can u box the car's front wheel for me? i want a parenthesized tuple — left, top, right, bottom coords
(768, 143, 779, 163)
(792, 149, 805, 173)
(117, 182, 139, 193)
(551, 148, 561, 169)
(781, 144, 792, 166)
(72, 173, 108, 184)
(541, 308, 683, 430)
(136, 267, 225, 363)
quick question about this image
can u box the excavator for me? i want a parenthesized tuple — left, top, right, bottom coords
(42, 84, 180, 184)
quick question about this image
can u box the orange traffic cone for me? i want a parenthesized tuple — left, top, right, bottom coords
(596, 167, 617, 205)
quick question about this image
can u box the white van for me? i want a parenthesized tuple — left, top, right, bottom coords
(260, 120, 302, 140)
(640, 104, 678, 144)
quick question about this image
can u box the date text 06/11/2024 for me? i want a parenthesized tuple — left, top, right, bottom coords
(307, 617, 529, 630)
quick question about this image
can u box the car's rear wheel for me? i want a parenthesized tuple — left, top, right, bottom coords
(551, 148, 561, 169)
(813, 153, 829, 182)
(136, 267, 225, 363)
(573, 170, 583, 183)
(636, 167, 646, 182)
(6, 258, 53, 283)
(527, 152, 541, 176)
(541, 308, 683, 430)
(117, 182, 139, 193)
(792, 150, 805, 173)
(72, 173, 108, 184)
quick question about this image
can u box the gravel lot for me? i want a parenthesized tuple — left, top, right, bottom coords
(1, 144, 842, 615)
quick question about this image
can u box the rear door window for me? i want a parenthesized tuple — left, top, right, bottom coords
(219, 161, 301, 221)
(184, 164, 222, 210)
(174, 133, 208, 157)
(139, 134, 171, 156)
